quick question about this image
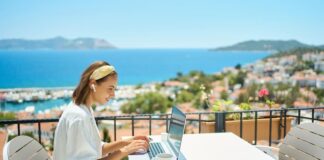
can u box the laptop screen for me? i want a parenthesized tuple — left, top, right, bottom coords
(167, 106, 186, 157)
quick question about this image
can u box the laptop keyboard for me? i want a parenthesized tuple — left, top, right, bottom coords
(148, 142, 165, 159)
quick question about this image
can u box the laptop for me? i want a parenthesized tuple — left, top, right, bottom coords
(130, 106, 187, 160)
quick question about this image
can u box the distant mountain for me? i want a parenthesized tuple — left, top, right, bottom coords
(0, 37, 116, 50)
(212, 40, 312, 52)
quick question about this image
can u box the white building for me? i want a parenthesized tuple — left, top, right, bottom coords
(315, 61, 324, 71)
(279, 55, 297, 66)
(316, 76, 324, 89)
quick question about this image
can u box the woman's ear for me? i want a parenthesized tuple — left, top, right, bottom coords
(89, 80, 97, 92)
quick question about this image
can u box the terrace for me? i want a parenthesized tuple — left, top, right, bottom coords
(1, 107, 324, 157)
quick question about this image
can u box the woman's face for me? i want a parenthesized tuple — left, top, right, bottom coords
(93, 76, 117, 105)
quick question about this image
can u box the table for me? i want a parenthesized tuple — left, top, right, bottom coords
(180, 133, 274, 160)
(128, 132, 274, 160)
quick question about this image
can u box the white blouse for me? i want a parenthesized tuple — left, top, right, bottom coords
(53, 102, 105, 160)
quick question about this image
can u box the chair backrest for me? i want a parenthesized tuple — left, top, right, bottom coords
(279, 123, 324, 160)
(3, 135, 51, 160)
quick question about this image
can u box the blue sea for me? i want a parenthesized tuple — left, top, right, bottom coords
(0, 49, 271, 112)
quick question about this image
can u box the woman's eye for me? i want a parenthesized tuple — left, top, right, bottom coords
(107, 88, 116, 92)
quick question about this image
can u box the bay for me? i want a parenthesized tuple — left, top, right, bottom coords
(0, 49, 270, 88)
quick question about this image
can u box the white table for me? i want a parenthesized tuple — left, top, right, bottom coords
(128, 132, 274, 160)
(180, 133, 274, 160)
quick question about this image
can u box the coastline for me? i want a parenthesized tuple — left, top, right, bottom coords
(0, 83, 158, 113)
(0, 49, 292, 113)
(0, 86, 75, 92)
(1, 49, 323, 114)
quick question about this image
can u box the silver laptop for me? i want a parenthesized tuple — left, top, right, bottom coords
(129, 106, 187, 160)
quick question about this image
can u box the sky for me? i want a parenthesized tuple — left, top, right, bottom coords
(0, 0, 323, 48)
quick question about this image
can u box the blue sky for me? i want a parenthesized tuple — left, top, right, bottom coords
(0, 0, 323, 48)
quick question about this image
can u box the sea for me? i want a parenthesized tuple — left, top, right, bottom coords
(0, 49, 271, 112)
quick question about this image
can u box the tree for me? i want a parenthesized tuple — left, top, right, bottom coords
(176, 72, 183, 78)
(121, 92, 172, 114)
(103, 127, 111, 143)
(0, 112, 16, 127)
(304, 61, 314, 69)
(284, 85, 300, 107)
(135, 84, 142, 89)
(246, 83, 260, 99)
(176, 90, 194, 103)
(228, 71, 247, 88)
(155, 83, 162, 91)
(201, 99, 210, 110)
(236, 93, 249, 104)
(313, 88, 324, 104)
(192, 92, 203, 109)
(220, 90, 229, 100)
(235, 71, 247, 87)
(235, 64, 241, 70)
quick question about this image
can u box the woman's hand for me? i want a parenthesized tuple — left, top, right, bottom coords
(133, 135, 150, 143)
(120, 139, 149, 155)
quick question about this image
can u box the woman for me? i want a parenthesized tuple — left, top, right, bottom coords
(53, 61, 149, 160)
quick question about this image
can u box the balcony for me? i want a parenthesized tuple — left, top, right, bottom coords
(1, 107, 323, 148)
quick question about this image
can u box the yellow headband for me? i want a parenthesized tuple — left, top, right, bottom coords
(89, 65, 115, 80)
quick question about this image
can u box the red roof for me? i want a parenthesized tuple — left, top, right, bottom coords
(164, 81, 187, 87)
(293, 101, 314, 108)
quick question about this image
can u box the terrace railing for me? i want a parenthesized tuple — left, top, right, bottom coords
(1, 107, 323, 146)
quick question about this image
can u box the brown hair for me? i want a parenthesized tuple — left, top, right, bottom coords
(72, 61, 117, 105)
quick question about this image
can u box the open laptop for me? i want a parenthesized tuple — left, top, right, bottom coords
(130, 106, 186, 160)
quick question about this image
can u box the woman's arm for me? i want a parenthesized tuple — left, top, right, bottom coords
(104, 140, 149, 160)
(102, 140, 130, 155)
(102, 135, 149, 155)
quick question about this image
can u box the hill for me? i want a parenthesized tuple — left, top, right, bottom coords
(0, 37, 116, 50)
(212, 40, 312, 52)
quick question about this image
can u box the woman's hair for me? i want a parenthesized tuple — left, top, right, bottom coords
(72, 61, 117, 105)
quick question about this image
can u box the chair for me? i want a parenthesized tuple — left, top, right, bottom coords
(3, 135, 51, 160)
(256, 145, 279, 160)
(279, 123, 324, 160)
